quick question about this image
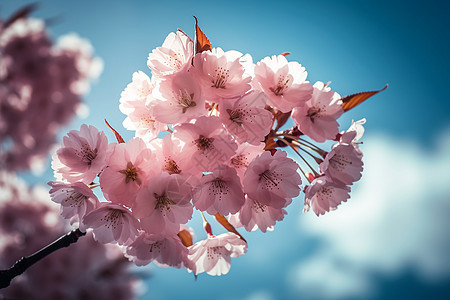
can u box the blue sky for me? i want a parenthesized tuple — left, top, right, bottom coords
(2, 0, 450, 299)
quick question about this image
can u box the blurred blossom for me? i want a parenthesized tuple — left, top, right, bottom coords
(0, 16, 103, 172)
(0, 172, 139, 300)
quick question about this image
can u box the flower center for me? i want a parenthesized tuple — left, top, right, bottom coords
(154, 192, 176, 211)
(227, 108, 244, 125)
(77, 143, 98, 165)
(64, 191, 88, 207)
(167, 53, 184, 70)
(164, 158, 181, 174)
(209, 178, 229, 199)
(306, 107, 322, 121)
(195, 135, 215, 151)
(270, 76, 290, 96)
(211, 66, 229, 89)
(149, 241, 163, 253)
(259, 170, 281, 190)
(100, 209, 124, 229)
(176, 89, 196, 113)
(231, 154, 248, 169)
(119, 162, 139, 184)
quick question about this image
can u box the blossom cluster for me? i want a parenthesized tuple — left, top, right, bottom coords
(0, 172, 139, 300)
(49, 26, 369, 276)
(0, 15, 102, 171)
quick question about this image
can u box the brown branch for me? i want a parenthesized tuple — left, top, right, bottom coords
(0, 228, 85, 289)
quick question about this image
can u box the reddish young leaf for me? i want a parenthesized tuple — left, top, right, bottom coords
(341, 84, 388, 112)
(280, 52, 291, 57)
(104, 119, 125, 144)
(274, 110, 292, 131)
(193, 16, 212, 54)
(214, 213, 247, 243)
(178, 229, 193, 247)
(4, 3, 39, 28)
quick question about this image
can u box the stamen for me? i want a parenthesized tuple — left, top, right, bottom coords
(176, 90, 196, 113)
(154, 192, 176, 211)
(211, 67, 229, 89)
(119, 162, 139, 184)
(227, 108, 244, 125)
(269, 76, 290, 95)
(164, 158, 181, 174)
(76, 143, 98, 165)
(195, 135, 214, 150)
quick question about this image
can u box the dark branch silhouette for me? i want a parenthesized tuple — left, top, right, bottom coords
(0, 228, 85, 289)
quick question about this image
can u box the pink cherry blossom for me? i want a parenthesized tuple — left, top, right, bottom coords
(192, 48, 252, 101)
(119, 71, 155, 114)
(233, 194, 288, 233)
(83, 202, 140, 245)
(173, 116, 237, 172)
(147, 31, 194, 77)
(219, 91, 273, 145)
(122, 99, 167, 142)
(291, 81, 344, 142)
(99, 137, 154, 208)
(125, 232, 193, 270)
(48, 181, 99, 227)
(227, 142, 265, 181)
(149, 134, 202, 183)
(303, 176, 350, 216)
(243, 150, 302, 208)
(253, 55, 313, 113)
(339, 118, 366, 156)
(192, 165, 245, 215)
(52, 124, 108, 184)
(133, 172, 193, 235)
(151, 70, 207, 124)
(320, 143, 364, 185)
(188, 232, 247, 276)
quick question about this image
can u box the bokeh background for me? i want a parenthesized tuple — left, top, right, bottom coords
(1, 0, 449, 299)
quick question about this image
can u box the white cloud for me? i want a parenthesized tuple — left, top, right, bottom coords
(288, 130, 450, 299)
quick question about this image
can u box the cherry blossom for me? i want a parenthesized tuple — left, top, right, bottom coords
(125, 232, 193, 270)
(48, 181, 99, 227)
(147, 31, 194, 77)
(192, 48, 252, 101)
(122, 99, 167, 142)
(151, 70, 207, 124)
(192, 165, 245, 215)
(99, 137, 154, 207)
(232, 194, 289, 233)
(41, 19, 379, 278)
(52, 124, 108, 184)
(119, 71, 155, 114)
(244, 150, 302, 208)
(83, 203, 140, 245)
(173, 116, 237, 172)
(188, 233, 247, 276)
(291, 81, 344, 142)
(320, 143, 363, 185)
(148, 134, 199, 181)
(303, 176, 351, 216)
(219, 91, 273, 145)
(133, 172, 193, 235)
(227, 142, 265, 181)
(253, 54, 313, 113)
(339, 118, 366, 156)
